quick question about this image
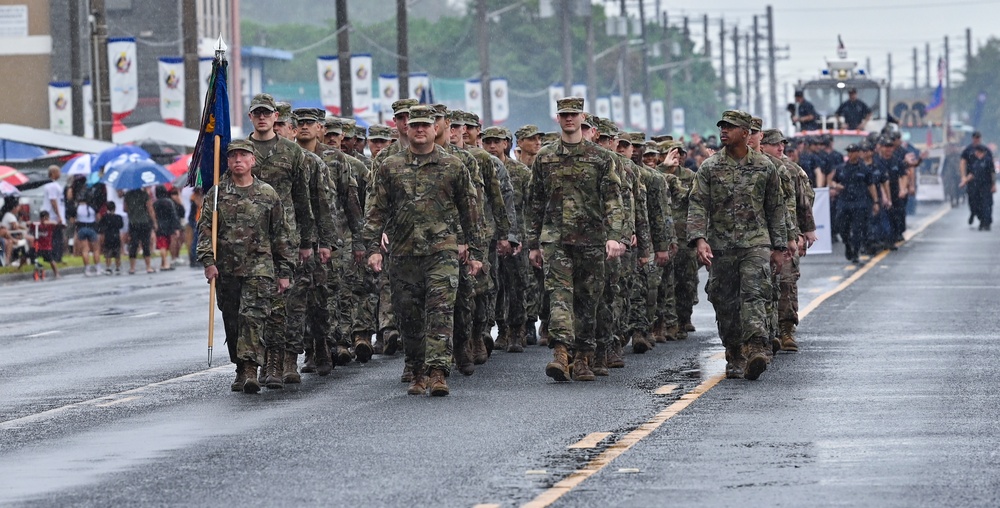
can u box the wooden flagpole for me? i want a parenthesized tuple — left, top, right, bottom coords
(208, 134, 220, 367)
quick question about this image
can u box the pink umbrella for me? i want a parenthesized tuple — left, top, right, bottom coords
(0, 165, 29, 186)
(167, 153, 193, 177)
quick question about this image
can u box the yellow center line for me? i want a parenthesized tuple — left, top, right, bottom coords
(517, 205, 952, 508)
(567, 432, 613, 449)
(95, 396, 140, 408)
(653, 384, 679, 396)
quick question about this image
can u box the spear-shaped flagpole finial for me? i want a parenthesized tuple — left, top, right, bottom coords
(215, 34, 228, 61)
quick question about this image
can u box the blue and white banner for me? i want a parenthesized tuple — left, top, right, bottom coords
(317, 55, 341, 115)
(490, 78, 509, 124)
(629, 93, 647, 131)
(465, 79, 483, 119)
(811, 187, 833, 255)
(108, 37, 138, 120)
(595, 97, 611, 119)
(379, 73, 399, 112)
(409, 73, 430, 104)
(650, 100, 665, 132)
(610, 95, 625, 127)
(158, 57, 184, 126)
(48, 81, 73, 135)
(351, 53, 373, 114)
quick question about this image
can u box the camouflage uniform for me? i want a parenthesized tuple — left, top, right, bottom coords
(197, 157, 295, 370)
(760, 135, 798, 346)
(657, 142, 699, 334)
(363, 107, 481, 377)
(687, 111, 787, 376)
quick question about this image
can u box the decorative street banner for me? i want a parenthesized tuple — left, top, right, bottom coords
(671, 107, 686, 138)
(199, 57, 212, 112)
(317, 55, 341, 115)
(571, 83, 587, 110)
(107, 37, 138, 122)
(811, 187, 833, 254)
(350, 53, 373, 114)
(629, 92, 647, 131)
(610, 95, 625, 127)
(409, 73, 430, 104)
(465, 79, 483, 119)
(650, 100, 665, 132)
(379, 73, 399, 112)
(548, 83, 564, 120)
(595, 97, 611, 119)
(83, 79, 93, 138)
(490, 78, 509, 124)
(48, 82, 72, 135)
(158, 57, 184, 126)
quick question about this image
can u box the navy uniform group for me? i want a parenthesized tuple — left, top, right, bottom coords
(200, 91, 823, 396)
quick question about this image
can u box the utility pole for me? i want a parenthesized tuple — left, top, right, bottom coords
(621, 1, 630, 127)
(766, 5, 777, 128)
(753, 15, 762, 116)
(966, 28, 972, 64)
(744, 33, 750, 113)
(182, 0, 200, 129)
(69, 0, 85, 136)
(90, 0, 112, 141)
(887, 52, 893, 85)
(477, 0, 492, 125)
(925, 42, 930, 88)
(397, 0, 409, 99)
(561, 0, 573, 97)
(733, 24, 740, 109)
(913, 47, 918, 89)
(719, 18, 726, 102)
(336, 0, 353, 117)
(703, 14, 710, 64)
(682, 16, 691, 82)
(638, 0, 650, 130)
(944, 35, 950, 138)
(586, 10, 596, 111)
(664, 11, 672, 132)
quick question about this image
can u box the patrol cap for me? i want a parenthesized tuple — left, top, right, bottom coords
(276, 102, 293, 123)
(227, 139, 255, 154)
(650, 135, 673, 143)
(391, 98, 419, 116)
(481, 126, 506, 140)
(582, 114, 595, 128)
(877, 136, 894, 147)
(500, 127, 514, 140)
(324, 117, 343, 135)
(342, 119, 357, 138)
(464, 111, 481, 128)
(515, 124, 541, 139)
(367, 124, 393, 140)
(750, 116, 764, 132)
(596, 119, 618, 138)
(845, 143, 861, 152)
(556, 97, 585, 114)
(541, 132, 560, 145)
(430, 104, 448, 118)
(293, 107, 322, 123)
(249, 93, 277, 113)
(407, 105, 436, 125)
(356, 127, 367, 140)
(447, 110, 464, 125)
(716, 110, 753, 130)
(629, 132, 646, 145)
(760, 129, 787, 145)
(389, 127, 400, 139)
(643, 142, 660, 155)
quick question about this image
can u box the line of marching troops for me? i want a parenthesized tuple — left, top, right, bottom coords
(197, 92, 817, 396)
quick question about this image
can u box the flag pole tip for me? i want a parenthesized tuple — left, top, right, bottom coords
(215, 35, 228, 53)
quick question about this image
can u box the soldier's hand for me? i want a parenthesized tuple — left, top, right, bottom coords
(513, 243, 522, 256)
(318, 247, 332, 264)
(654, 251, 669, 267)
(497, 240, 512, 257)
(639, 256, 650, 267)
(786, 240, 797, 261)
(695, 239, 713, 268)
(368, 253, 383, 273)
(381, 233, 390, 252)
(299, 248, 313, 262)
(770, 250, 785, 273)
(353, 250, 365, 264)
(277, 278, 290, 294)
(669, 243, 679, 257)
(468, 259, 484, 276)
(204, 264, 218, 282)
(458, 244, 469, 263)
(630, 235, 637, 248)
(529, 249, 543, 268)
(804, 231, 818, 248)
(606, 240, 625, 260)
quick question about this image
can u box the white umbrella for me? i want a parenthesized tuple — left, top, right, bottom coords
(62, 154, 95, 176)
(0, 180, 19, 196)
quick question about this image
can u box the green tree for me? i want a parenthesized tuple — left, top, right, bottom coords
(956, 37, 1000, 141)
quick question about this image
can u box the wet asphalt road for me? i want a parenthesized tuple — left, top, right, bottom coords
(1, 203, 998, 507)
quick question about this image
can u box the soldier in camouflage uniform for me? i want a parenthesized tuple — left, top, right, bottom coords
(198, 140, 295, 394)
(363, 105, 481, 397)
(687, 110, 788, 381)
(245, 93, 314, 389)
(635, 141, 678, 348)
(529, 97, 627, 382)
(366, 124, 398, 355)
(273, 102, 296, 140)
(657, 140, 700, 338)
(516, 125, 544, 346)
(760, 129, 817, 352)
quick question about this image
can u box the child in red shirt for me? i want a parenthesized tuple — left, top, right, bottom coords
(31, 211, 59, 279)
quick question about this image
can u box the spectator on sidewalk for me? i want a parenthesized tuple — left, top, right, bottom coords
(98, 201, 124, 275)
(153, 185, 181, 271)
(31, 211, 59, 279)
(74, 195, 100, 276)
(124, 187, 155, 274)
(41, 166, 66, 262)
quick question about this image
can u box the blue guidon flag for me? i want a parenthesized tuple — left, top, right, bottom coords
(188, 57, 231, 191)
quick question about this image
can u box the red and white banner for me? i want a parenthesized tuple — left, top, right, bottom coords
(158, 57, 184, 126)
(350, 53, 373, 114)
(48, 82, 73, 135)
(108, 37, 138, 124)
(490, 78, 509, 124)
(317, 55, 341, 115)
(650, 100, 665, 132)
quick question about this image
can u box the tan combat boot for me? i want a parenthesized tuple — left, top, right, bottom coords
(428, 369, 450, 396)
(744, 342, 769, 381)
(315, 339, 333, 376)
(780, 322, 799, 352)
(231, 361, 246, 392)
(545, 343, 571, 382)
(631, 331, 651, 354)
(607, 339, 626, 368)
(571, 352, 596, 381)
(334, 344, 354, 366)
(242, 362, 261, 394)
(455, 339, 476, 376)
(471, 335, 488, 365)
(538, 321, 550, 347)
(264, 349, 284, 389)
(282, 352, 301, 384)
(651, 319, 666, 343)
(301, 351, 317, 373)
(592, 347, 610, 376)
(383, 329, 400, 356)
(495, 324, 509, 351)
(507, 324, 525, 353)
(400, 364, 415, 383)
(724, 345, 746, 379)
(353, 333, 374, 363)
(406, 367, 427, 395)
(663, 324, 679, 342)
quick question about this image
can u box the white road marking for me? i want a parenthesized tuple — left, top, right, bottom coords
(26, 330, 60, 338)
(130, 312, 161, 318)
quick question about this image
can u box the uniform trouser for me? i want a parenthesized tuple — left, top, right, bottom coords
(596, 257, 622, 348)
(533, 266, 548, 323)
(626, 257, 653, 333)
(496, 250, 528, 332)
(305, 257, 333, 355)
(475, 242, 499, 337)
(890, 197, 908, 240)
(655, 259, 677, 327)
(453, 265, 476, 357)
(284, 257, 312, 354)
(778, 250, 801, 327)
(542, 243, 605, 352)
(376, 268, 396, 333)
(390, 252, 459, 374)
(264, 257, 297, 353)
(333, 250, 363, 346)
(839, 206, 869, 260)
(524, 262, 541, 322)
(704, 247, 773, 350)
(673, 247, 699, 326)
(352, 264, 379, 338)
(969, 185, 993, 226)
(217, 274, 273, 366)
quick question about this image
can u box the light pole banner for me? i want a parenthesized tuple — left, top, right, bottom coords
(409, 73, 430, 103)
(83, 79, 93, 139)
(350, 53, 373, 114)
(629, 93, 647, 131)
(595, 97, 611, 119)
(199, 57, 212, 112)
(107, 37, 138, 120)
(650, 100, 665, 132)
(158, 57, 185, 126)
(548, 83, 564, 120)
(810, 187, 833, 255)
(610, 95, 625, 127)
(317, 55, 341, 115)
(379, 74, 399, 112)
(571, 83, 587, 107)
(671, 107, 686, 138)
(490, 78, 509, 124)
(48, 82, 72, 135)
(465, 79, 483, 119)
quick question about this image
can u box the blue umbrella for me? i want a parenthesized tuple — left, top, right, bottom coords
(92, 145, 150, 173)
(1, 140, 47, 162)
(101, 159, 174, 190)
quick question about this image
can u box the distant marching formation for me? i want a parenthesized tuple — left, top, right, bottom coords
(198, 93, 819, 397)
